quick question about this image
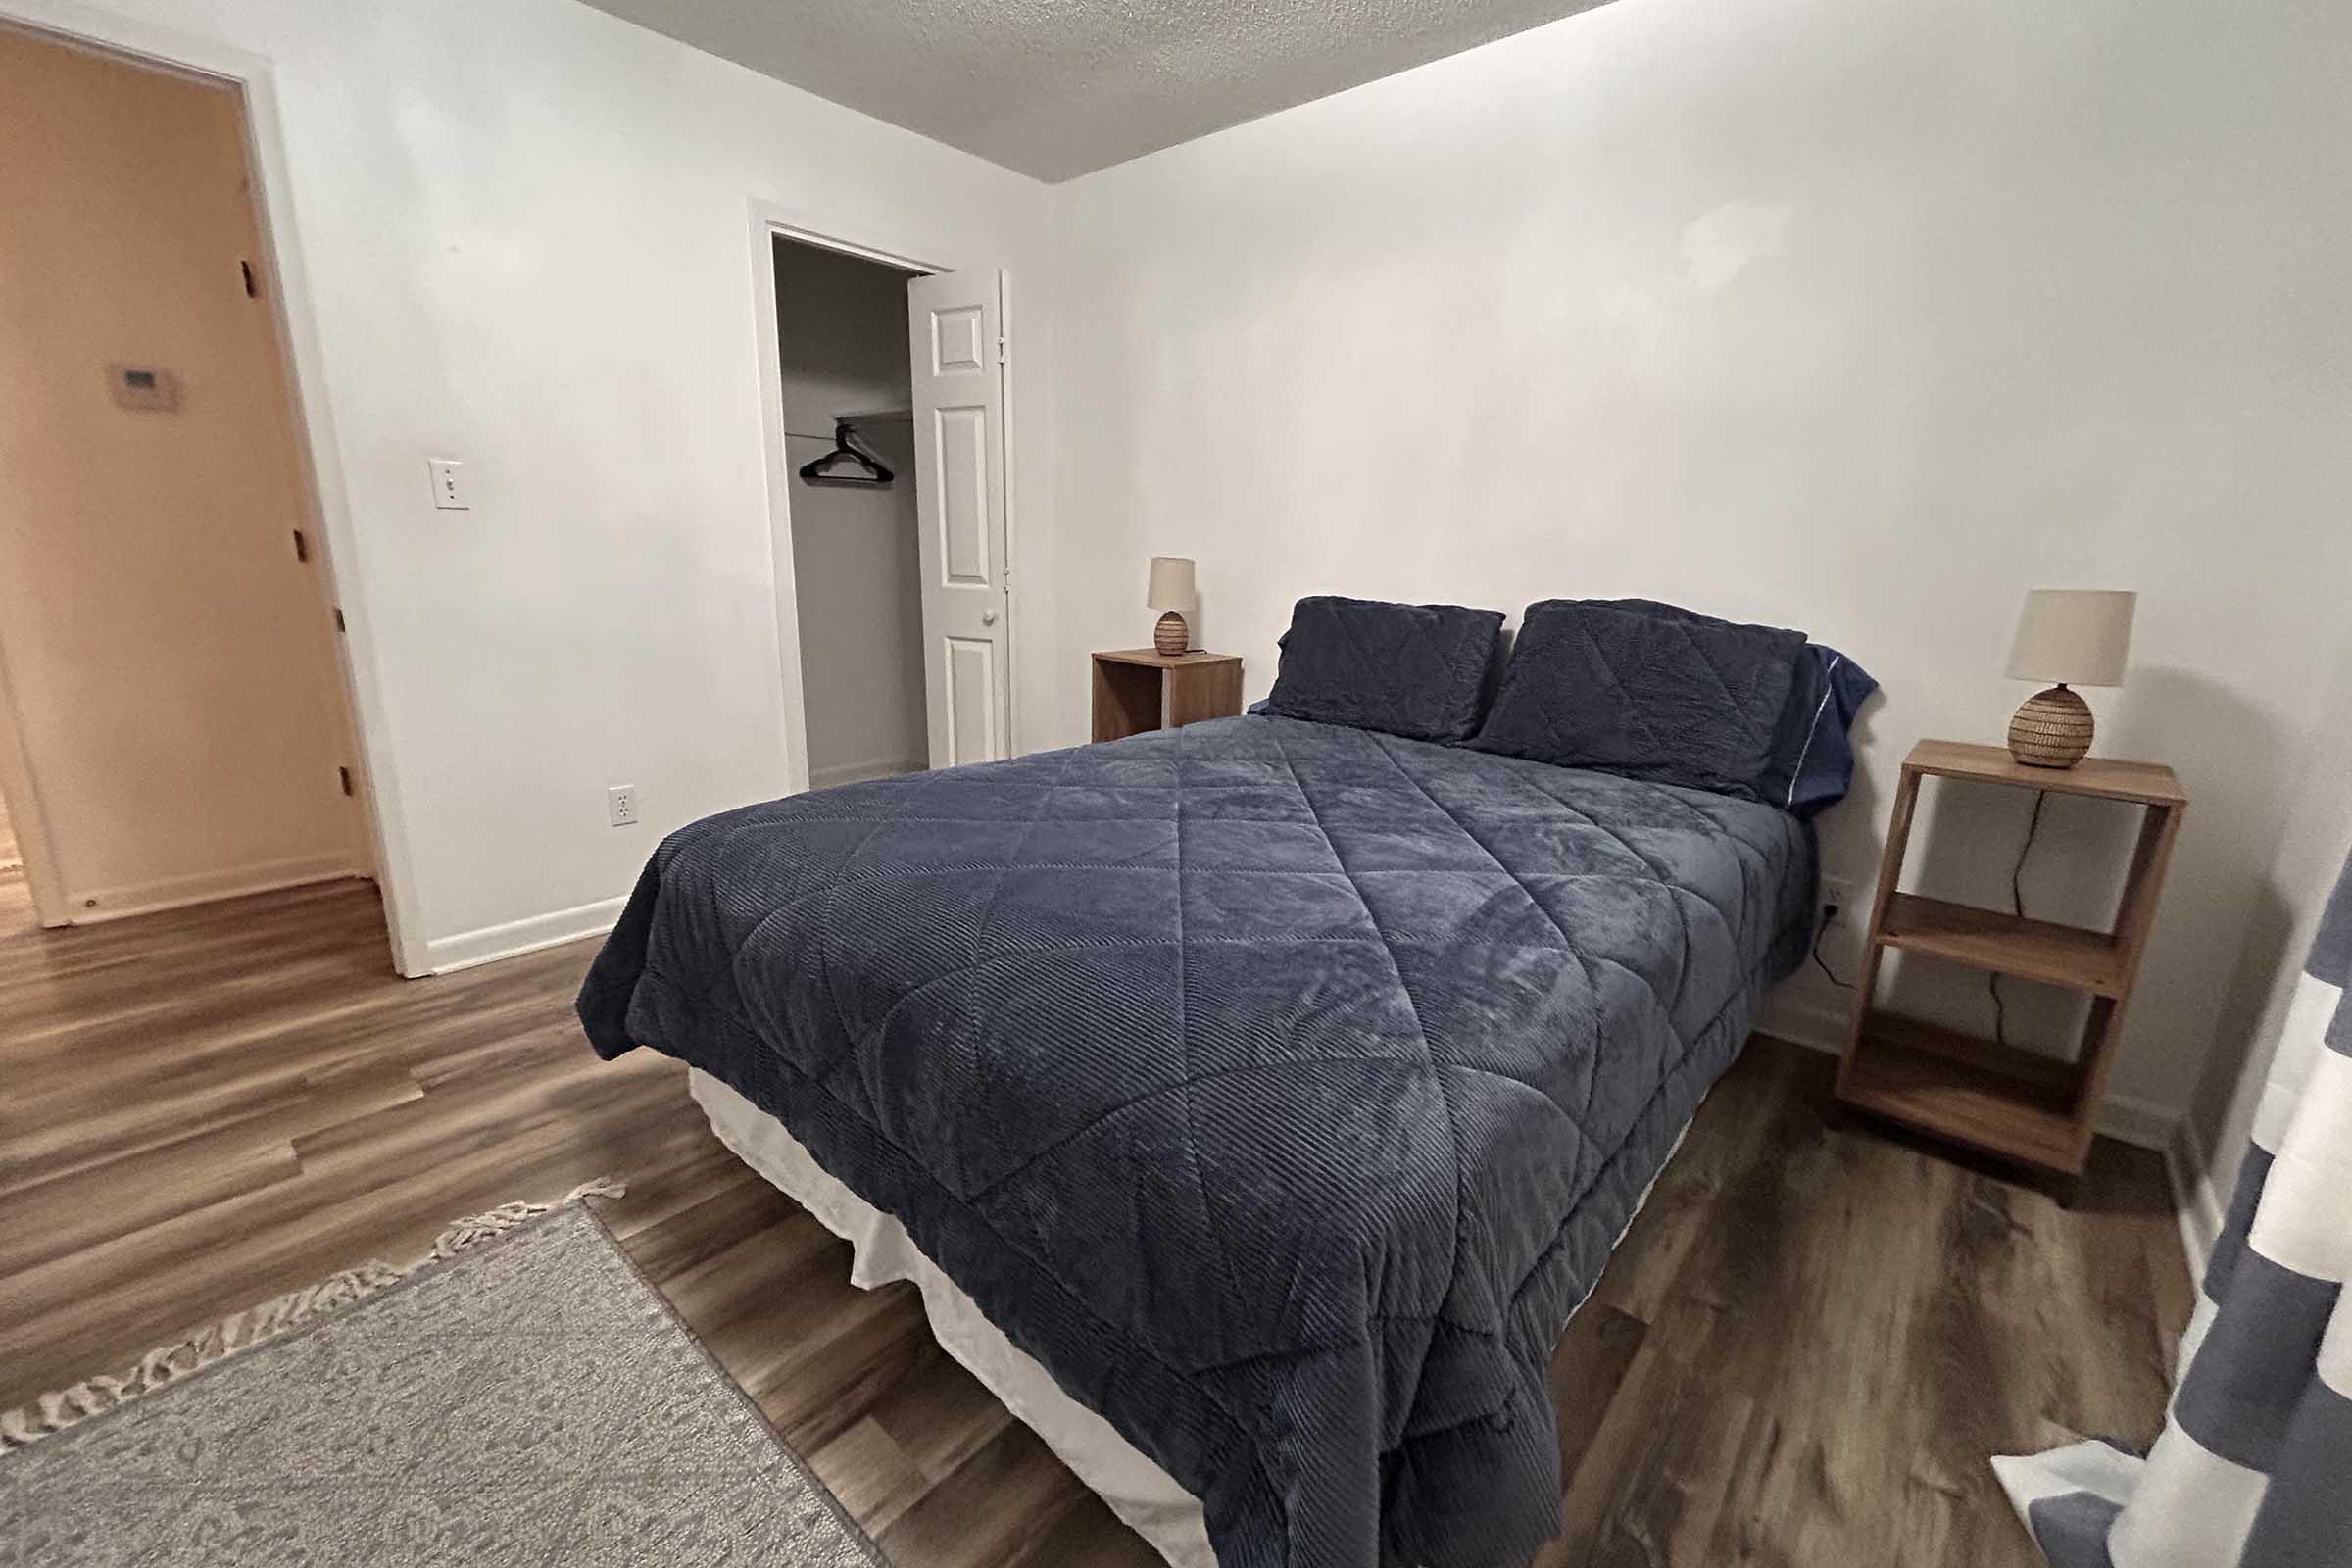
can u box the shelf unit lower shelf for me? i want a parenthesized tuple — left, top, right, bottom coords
(1838, 1010, 2087, 1173)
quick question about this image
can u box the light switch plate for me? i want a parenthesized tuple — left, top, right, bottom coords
(427, 458, 469, 511)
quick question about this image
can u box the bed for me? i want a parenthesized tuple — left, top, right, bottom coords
(579, 698, 1817, 1567)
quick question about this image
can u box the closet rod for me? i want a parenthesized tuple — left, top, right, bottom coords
(787, 408, 914, 441)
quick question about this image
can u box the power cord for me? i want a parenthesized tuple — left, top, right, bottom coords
(1812, 899, 1853, 989)
(1988, 789, 2049, 1047)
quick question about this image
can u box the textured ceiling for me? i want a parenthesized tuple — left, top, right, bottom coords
(578, 0, 1619, 182)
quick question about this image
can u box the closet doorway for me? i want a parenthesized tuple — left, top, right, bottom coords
(773, 237, 929, 790)
(756, 220, 1015, 792)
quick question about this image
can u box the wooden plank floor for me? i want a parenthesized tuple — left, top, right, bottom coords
(0, 873, 2193, 1564)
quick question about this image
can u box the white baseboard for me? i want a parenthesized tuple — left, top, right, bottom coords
(2165, 1120, 2222, 1285)
(67, 854, 360, 923)
(807, 755, 924, 792)
(422, 894, 627, 975)
(2094, 1091, 2184, 1152)
(1755, 988, 1850, 1057)
(1756, 986, 2181, 1152)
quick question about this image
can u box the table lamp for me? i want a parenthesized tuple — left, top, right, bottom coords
(1148, 556, 1197, 658)
(2005, 589, 2134, 767)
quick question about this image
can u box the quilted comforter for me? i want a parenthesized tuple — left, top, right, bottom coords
(578, 714, 1813, 1567)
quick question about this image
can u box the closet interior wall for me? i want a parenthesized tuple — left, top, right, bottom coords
(774, 237, 927, 790)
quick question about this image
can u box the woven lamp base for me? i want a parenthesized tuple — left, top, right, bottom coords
(1154, 612, 1190, 658)
(2008, 684, 2094, 768)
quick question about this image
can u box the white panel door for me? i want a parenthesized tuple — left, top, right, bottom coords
(908, 270, 1010, 769)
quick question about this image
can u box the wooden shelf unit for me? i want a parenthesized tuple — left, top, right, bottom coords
(1835, 740, 2185, 1184)
(1090, 649, 1243, 743)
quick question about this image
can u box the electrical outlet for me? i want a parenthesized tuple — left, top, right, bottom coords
(607, 784, 639, 827)
(1820, 877, 1856, 919)
(427, 457, 469, 511)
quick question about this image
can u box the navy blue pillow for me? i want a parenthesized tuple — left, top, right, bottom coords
(1610, 603, 1880, 813)
(1471, 598, 1808, 800)
(1768, 644, 1879, 817)
(1263, 596, 1505, 743)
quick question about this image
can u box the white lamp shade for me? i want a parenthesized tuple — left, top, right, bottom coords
(1146, 556, 1197, 612)
(2006, 589, 2135, 688)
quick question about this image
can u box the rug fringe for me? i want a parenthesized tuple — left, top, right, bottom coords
(0, 1177, 625, 1453)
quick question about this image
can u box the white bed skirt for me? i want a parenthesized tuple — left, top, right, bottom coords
(689, 1069, 1215, 1568)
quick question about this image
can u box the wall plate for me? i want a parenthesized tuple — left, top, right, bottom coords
(427, 458, 470, 510)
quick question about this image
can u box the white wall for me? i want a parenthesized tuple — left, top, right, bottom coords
(2177, 645, 2352, 1258)
(0, 25, 364, 921)
(1050, 0, 2352, 1127)
(773, 239, 927, 789)
(0, 0, 1058, 971)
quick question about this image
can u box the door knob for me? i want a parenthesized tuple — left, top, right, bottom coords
(981, 608, 999, 625)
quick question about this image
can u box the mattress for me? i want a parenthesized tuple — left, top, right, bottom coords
(581, 713, 1814, 1565)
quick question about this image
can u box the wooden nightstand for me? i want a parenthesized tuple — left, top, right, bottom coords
(1090, 649, 1243, 742)
(1835, 739, 2186, 1192)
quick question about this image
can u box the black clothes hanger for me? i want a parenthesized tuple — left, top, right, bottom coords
(798, 420, 893, 488)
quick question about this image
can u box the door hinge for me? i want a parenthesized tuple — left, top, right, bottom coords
(240, 259, 259, 299)
(332, 607, 346, 633)
(337, 765, 356, 798)
(292, 528, 309, 563)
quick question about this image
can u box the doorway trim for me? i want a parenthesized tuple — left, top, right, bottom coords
(0, 643, 67, 925)
(746, 201, 1022, 793)
(0, 0, 421, 972)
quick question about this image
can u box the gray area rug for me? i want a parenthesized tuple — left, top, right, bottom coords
(0, 1199, 884, 1566)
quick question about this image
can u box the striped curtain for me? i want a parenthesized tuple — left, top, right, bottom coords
(1993, 847, 2352, 1564)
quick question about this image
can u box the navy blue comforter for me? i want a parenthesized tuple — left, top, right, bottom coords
(579, 714, 1812, 1567)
